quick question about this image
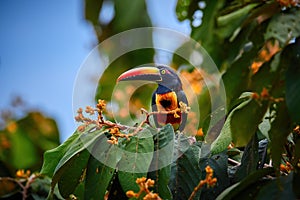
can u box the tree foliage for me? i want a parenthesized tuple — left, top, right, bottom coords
(1, 0, 300, 199)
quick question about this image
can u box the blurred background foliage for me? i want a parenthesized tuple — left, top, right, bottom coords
(0, 97, 60, 177)
(1, 0, 300, 199)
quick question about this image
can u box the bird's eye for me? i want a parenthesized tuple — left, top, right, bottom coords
(161, 69, 166, 74)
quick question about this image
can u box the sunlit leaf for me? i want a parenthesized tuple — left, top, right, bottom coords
(84, 135, 122, 199)
(211, 93, 251, 154)
(41, 125, 105, 177)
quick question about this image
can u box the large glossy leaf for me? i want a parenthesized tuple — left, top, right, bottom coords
(231, 99, 268, 147)
(57, 149, 90, 198)
(40, 129, 82, 177)
(54, 126, 106, 176)
(84, 136, 122, 200)
(41, 125, 104, 177)
(234, 134, 259, 182)
(216, 168, 274, 200)
(148, 124, 175, 199)
(199, 144, 229, 200)
(118, 127, 154, 193)
(211, 93, 252, 154)
(211, 93, 268, 154)
(170, 139, 202, 200)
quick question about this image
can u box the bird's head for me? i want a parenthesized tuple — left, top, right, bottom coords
(117, 65, 182, 91)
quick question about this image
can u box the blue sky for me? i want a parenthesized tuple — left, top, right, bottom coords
(0, 0, 190, 141)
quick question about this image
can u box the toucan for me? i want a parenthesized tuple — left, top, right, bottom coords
(117, 65, 188, 132)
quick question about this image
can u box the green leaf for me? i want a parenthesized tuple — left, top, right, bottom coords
(216, 167, 274, 200)
(41, 126, 101, 177)
(57, 149, 90, 198)
(211, 92, 268, 154)
(234, 134, 259, 182)
(8, 128, 37, 169)
(30, 176, 63, 200)
(269, 102, 291, 172)
(265, 8, 300, 47)
(231, 99, 268, 147)
(285, 37, 300, 123)
(217, 3, 258, 39)
(256, 172, 296, 199)
(118, 127, 154, 193)
(148, 124, 175, 199)
(222, 50, 253, 109)
(53, 126, 105, 176)
(199, 146, 229, 200)
(84, 136, 122, 200)
(210, 93, 252, 154)
(40, 128, 84, 177)
(210, 113, 232, 155)
(170, 139, 202, 200)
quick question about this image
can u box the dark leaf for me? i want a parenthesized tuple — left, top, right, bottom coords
(285, 37, 300, 123)
(200, 145, 230, 200)
(216, 167, 274, 200)
(256, 172, 296, 199)
(57, 150, 90, 198)
(234, 134, 259, 182)
(269, 102, 291, 172)
(170, 139, 202, 200)
(231, 99, 268, 147)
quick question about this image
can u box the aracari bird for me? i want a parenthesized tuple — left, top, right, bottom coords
(117, 65, 188, 131)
